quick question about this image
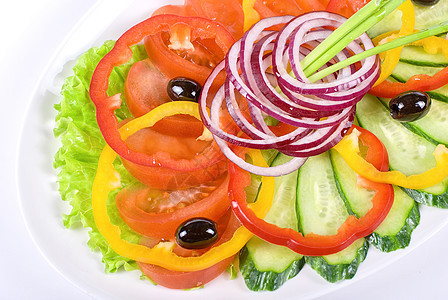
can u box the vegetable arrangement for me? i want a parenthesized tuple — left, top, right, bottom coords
(54, 0, 448, 293)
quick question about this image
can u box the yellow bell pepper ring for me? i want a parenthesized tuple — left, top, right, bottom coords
(333, 129, 448, 190)
(372, 0, 415, 87)
(92, 101, 275, 272)
(242, 0, 261, 32)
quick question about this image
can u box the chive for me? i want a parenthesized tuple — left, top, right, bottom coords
(301, 0, 407, 77)
(307, 21, 448, 83)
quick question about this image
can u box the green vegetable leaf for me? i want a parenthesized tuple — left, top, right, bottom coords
(54, 40, 148, 273)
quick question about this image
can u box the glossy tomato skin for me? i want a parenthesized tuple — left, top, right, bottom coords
(137, 255, 234, 289)
(124, 14, 233, 136)
(185, 0, 244, 39)
(115, 175, 230, 239)
(144, 5, 234, 88)
(121, 157, 228, 191)
(326, 0, 370, 18)
(254, 0, 309, 18)
(124, 58, 205, 137)
(136, 211, 240, 289)
(120, 123, 227, 190)
(144, 32, 226, 88)
(124, 59, 170, 117)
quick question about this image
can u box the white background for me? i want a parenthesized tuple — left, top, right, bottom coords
(1, 0, 448, 299)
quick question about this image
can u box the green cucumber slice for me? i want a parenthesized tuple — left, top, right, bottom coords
(330, 149, 420, 252)
(297, 152, 348, 235)
(399, 45, 448, 67)
(368, 0, 448, 38)
(329, 149, 376, 218)
(297, 152, 367, 282)
(356, 94, 448, 195)
(240, 153, 304, 291)
(379, 97, 448, 146)
(305, 238, 368, 283)
(239, 247, 305, 292)
(403, 188, 448, 208)
(368, 187, 420, 252)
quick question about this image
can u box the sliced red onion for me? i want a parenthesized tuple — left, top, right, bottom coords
(198, 11, 380, 176)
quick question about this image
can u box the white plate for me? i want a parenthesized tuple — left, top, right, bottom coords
(15, 0, 448, 299)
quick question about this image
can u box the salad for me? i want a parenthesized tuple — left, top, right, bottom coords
(53, 0, 448, 293)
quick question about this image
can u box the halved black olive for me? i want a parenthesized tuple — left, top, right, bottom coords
(176, 218, 218, 249)
(167, 77, 202, 102)
(412, 0, 440, 6)
(389, 90, 431, 122)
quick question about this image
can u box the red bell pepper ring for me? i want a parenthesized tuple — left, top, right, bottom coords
(368, 67, 448, 99)
(89, 14, 235, 170)
(229, 125, 394, 256)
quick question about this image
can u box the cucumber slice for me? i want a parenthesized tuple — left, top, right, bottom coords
(391, 62, 448, 103)
(330, 149, 420, 252)
(297, 152, 367, 282)
(379, 97, 448, 146)
(370, 96, 448, 208)
(240, 153, 304, 291)
(403, 188, 448, 208)
(367, 0, 448, 38)
(239, 245, 305, 291)
(329, 149, 376, 217)
(399, 46, 448, 68)
(297, 152, 348, 235)
(367, 9, 403, 38)
(356, 94, 448, 195)
(413, 1, 448, 31)
(369, 187, 420, 252)
(306, 238, 368, 283)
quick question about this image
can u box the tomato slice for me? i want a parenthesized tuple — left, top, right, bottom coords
(116, 175, 230, 239)
(185, 0, 244, 39)
(138, 254, 234, 289)
(144, 31, 227, 88)
(253, 0, 311, 18)
(326, 0, 370, 18)
(152, 3, 197, 16)
(124, 59, 170, 117)
(124, 59, 205, 137)
(90, 15, 235, 169)
(120, 120, 227, 190)
(137, 211, 239, 289)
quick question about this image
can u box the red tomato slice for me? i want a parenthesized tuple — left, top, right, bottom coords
(120, 122, 228, 190)
(185, 0, 244, 39)
(116, 175, 230, 239)
(90, 14, 234, 171)
(144, 31, 226, 88)
(152, 3, 197, 16)
(305, 0, 330, 11)
(137, 211, 240, 289)
(138, 255, 234, 289)
(124, 59, 169, 117)
(326, 0, 370, 18)
(254, 0, 311, 18)
(124, 58, 205, 137)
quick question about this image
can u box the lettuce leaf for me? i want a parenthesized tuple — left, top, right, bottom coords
(53, 40, 148, 273)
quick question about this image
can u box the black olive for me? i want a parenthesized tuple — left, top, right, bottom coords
(389, 90, 431, 122)
(167, 77, 202, 102)
(411, 0, 439, 6)
(176, 218, 218, 249)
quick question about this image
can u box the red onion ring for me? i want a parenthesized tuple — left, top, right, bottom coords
(198, 11, 379, 175)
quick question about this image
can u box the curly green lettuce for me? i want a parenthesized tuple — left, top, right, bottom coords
(53, 41, 148, 273)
